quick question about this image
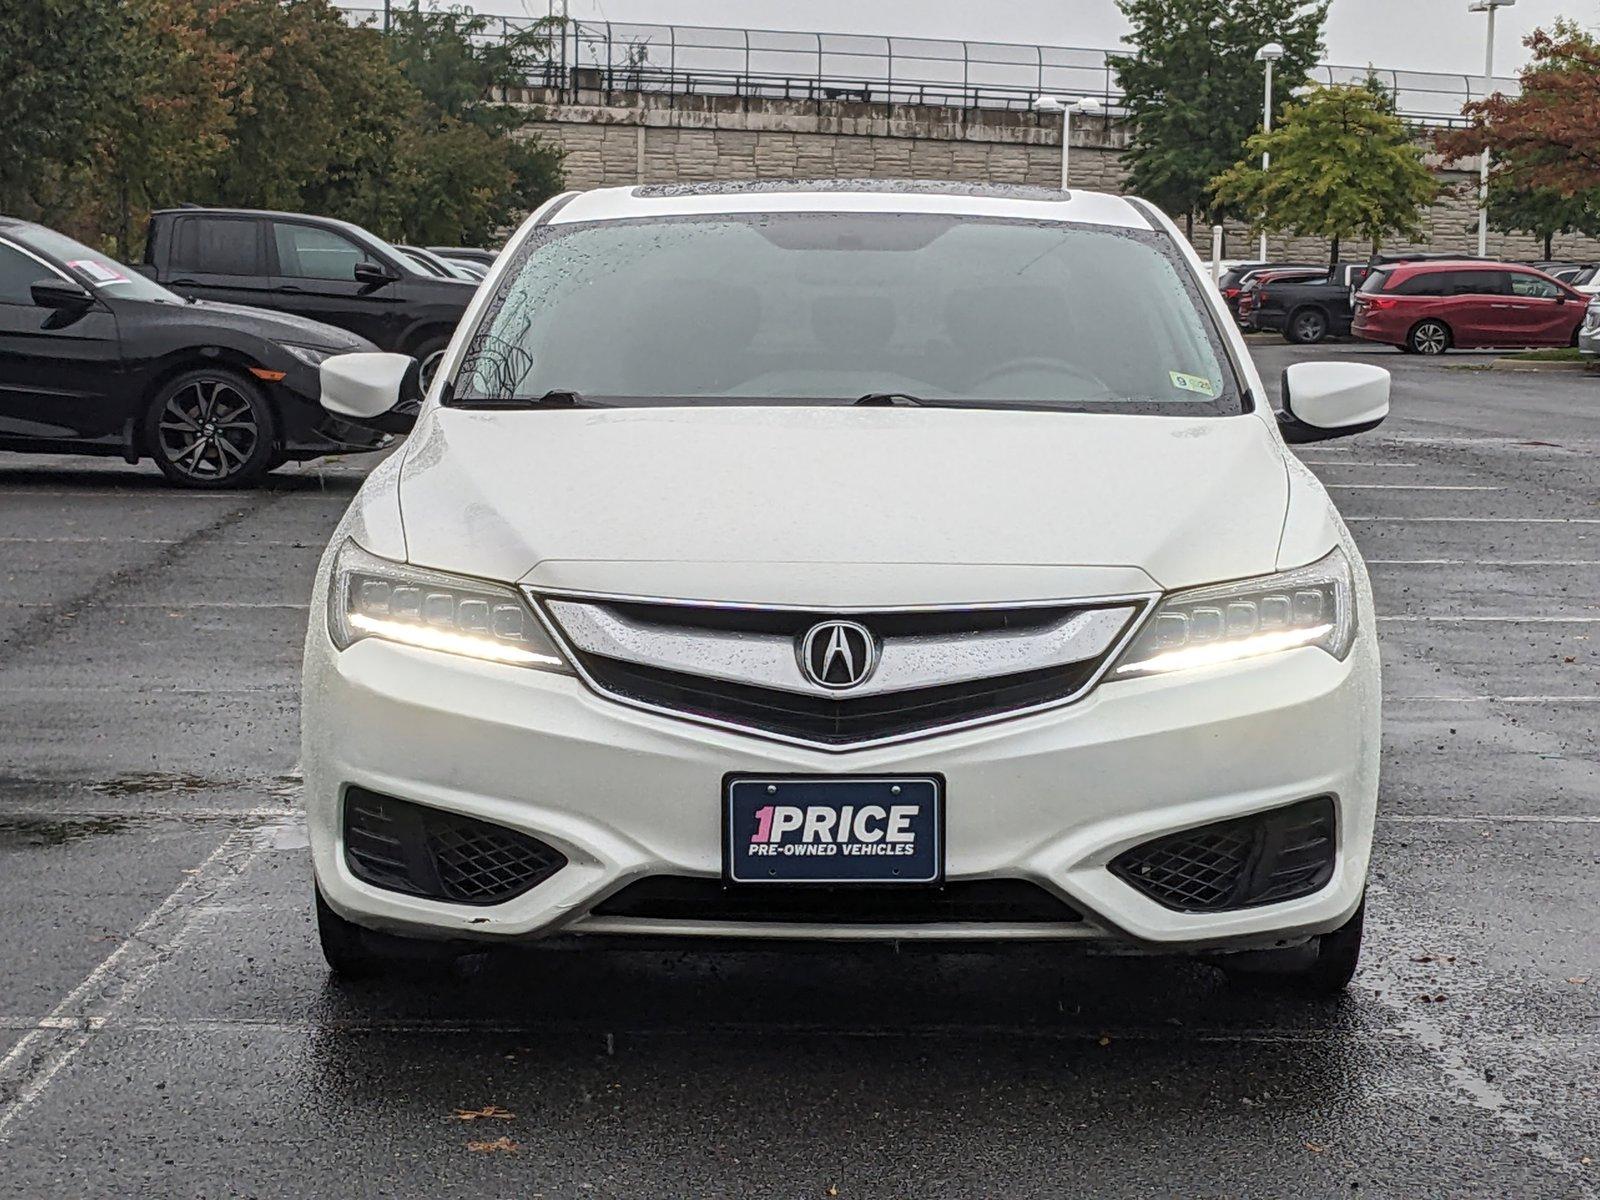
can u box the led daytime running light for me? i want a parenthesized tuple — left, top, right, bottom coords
(346, 612, 563, 667)
(1116, 623, 1333, 677)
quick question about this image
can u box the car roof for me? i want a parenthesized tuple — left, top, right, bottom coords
(150, 206, 375, 238)
(548, 180, 1154, 230)
(1388, 259, 1529, 273)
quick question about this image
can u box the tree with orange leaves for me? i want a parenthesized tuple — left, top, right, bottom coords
(1436, 20, 1600, 204)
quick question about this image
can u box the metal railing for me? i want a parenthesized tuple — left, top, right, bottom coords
(339, 8, 1520, 126)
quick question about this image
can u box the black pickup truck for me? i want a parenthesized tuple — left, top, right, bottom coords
(140, 207, 476, 387)
(1248, 263, 1373, 344)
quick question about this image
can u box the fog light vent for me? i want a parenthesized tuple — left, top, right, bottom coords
(1110, 797, 1336, 913)
(343, 788, 566, 906)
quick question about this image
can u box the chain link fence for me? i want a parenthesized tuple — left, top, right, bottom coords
(340, 7, 1520, 127)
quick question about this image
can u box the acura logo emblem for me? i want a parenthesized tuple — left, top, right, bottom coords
(799, 620, 878, 690)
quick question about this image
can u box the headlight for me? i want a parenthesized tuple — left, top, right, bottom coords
(284, 344, 336, 369)
(1583, 303, 1600, 335)
(1113, 547, 1356, 678)
(327, 540, 568, 671)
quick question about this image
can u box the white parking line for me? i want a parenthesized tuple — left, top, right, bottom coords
(1362, 883, 1591, 1189)
(1379, 615, 1600, 623)
(0, 491, 244, 500)
(0, 537, 313, 547)
(1369, 559, 1600, 566)
(1391, 695, 1600, 704)
(1349, 516, 1600, 524)
(1328, 484, 1501, 491)
(0, 828, 262, 1142)
(1384, 814, 1600, 824)
(11, 601, 305, 611)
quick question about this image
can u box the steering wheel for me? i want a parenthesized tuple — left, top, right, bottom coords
(966, 357, 1115, 400)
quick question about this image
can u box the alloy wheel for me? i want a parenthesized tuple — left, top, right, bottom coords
(156, 378, 260, 482)
(1292, 311, 1327, 343)
(1412, 322, 1448, 355)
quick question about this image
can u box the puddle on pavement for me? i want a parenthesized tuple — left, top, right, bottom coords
(86, 771, 303, 800)
(0, 815, 133, 848)
(87, 772, 226, 797)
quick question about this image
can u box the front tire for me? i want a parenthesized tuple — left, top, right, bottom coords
(145, 367, 278, 488)
(1285, 307, 1329, 345)
(1220, 900, 1364, 996)
(411, 335, 451, 395)
(315, 889, 462, 980)
(1408, 320, 1451, 356)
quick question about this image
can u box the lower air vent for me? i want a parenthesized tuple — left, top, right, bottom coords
(343, 788, 566, 906)
(591, 877, 1081, 924)
(1109, 797, 1337, 913)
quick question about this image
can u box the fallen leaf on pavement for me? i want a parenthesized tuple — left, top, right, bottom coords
(1305, 1142, 1326, 1154)
(1569, 977, 1589, 986)
(453, 1105, 515, 1122)
(467, 1136, 519, 1153)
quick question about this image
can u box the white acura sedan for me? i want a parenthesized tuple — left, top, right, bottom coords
(304, 181, 1390, 994)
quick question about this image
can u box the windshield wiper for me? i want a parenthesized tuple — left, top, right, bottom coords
(450, 389, 602, 410)
(852, 392, 927, 407)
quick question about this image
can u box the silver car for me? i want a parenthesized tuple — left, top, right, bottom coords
(1581, 297, 1600, 359)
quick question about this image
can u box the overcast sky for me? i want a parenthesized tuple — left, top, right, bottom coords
(460, 0, 1592, 76)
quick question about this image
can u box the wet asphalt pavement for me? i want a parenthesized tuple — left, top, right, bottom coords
(0, 342, 1596, 1198)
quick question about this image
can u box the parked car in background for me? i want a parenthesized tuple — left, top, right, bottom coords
(0, 217, 388, 487)
(141, 207, 476, 388)
(1566, 265, 1600, 297)
(1251, 263, 1381, 344)
(1352, 261, 1589, 354)
(397, 245, 484, 283)
(1217, 262, 1320, 323)
(1574, 295, 1599, 359)
(427, 247, 497, 269)
(1236, 267, 1329, 332)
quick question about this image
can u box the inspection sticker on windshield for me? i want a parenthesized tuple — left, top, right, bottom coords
(67, 259, 127, 285)
(1169, 371, 1216, 397)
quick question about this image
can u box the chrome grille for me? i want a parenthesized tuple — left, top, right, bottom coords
(531, 592, 1151, 747)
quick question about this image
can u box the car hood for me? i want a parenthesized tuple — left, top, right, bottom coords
(394, 406, 1292, 605)
(185, 300, 373, 351)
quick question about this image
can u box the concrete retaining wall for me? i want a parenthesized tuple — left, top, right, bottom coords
(508, 87, 1600, 262)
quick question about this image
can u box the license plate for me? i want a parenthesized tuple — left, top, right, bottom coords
(724, 775, 942, 884)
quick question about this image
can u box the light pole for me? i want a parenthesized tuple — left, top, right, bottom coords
(1254, 42, 1285, 262)
(1033, 95, 1103, 190)
(1469, 0, 1515, 258)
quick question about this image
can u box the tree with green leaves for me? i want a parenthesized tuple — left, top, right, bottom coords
(1481, 180, 1600, 261)
(1211, 82, 1438, 269)
(93, 0, 240, 257)
(1110, 0, 1328, 236)
(0, 0, 122, 218)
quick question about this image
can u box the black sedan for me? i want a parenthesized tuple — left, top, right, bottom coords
(0, 218, 389, 488)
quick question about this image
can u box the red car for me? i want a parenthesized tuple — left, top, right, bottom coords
(1352, 260, 1588, 355)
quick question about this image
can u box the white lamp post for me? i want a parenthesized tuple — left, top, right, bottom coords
(1034, 95, 1103, 190)
(1469, 0, 1515, 259)
(1254, 42, 1285, 262)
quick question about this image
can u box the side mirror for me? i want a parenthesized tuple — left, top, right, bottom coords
(353, 260, 399, 287)
(319, 352, 422, 434)
(31, 279, 94, 310)
(1277, 362, 1389, 444)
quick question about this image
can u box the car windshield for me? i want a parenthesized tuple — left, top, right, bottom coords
(453, 212, 1243, 415)
(20, 225, 182, 303)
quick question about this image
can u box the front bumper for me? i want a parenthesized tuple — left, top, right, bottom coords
(273, 365, 392, 460)
(303, 586, 1382, 952)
